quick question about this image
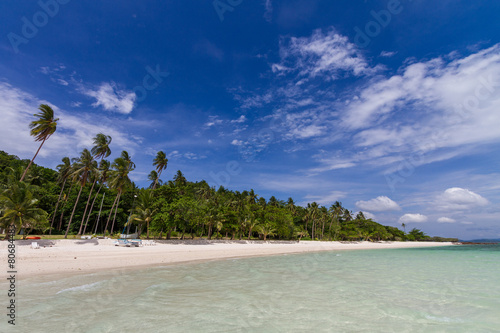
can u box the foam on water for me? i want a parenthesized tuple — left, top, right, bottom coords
(3, 244, 499, 332)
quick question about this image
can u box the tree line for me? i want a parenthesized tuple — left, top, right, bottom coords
(0, 105, 457, 242)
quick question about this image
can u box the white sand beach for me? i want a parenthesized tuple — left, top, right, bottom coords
(0, 239, 455, 279)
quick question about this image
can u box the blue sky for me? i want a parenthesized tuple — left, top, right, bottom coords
(1, 0, 499, 240)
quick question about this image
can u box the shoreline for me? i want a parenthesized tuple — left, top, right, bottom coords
(1, 240, 455, 280)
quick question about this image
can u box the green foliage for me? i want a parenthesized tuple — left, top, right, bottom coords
(0, 150, 454, 242)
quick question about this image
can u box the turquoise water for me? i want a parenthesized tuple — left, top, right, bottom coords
(4, 245, 500, 332)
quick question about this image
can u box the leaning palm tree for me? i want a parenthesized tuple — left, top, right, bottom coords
(49, 156, 71, 234)
(105, 152, 134, 235)
(64, 149, 97, 238)
(78, 134, 113, 235)
(20, 104, 59, 182)
(152, 151, 168, 189)
(0, 182, 48, 238)
(82, 159, 110, 235)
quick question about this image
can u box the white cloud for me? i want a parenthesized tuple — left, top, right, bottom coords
(380, 51, 397, 57)
(355, 196, 401, 212)
(204, 115, 224, 127)
(82, 82, 136, 114)
(399, 214, 428, 223)
(230, 115, 247, 123)
(264, 0, 273, 22)
(437, 187, 489, 210)
(357, 211, 376, 220)
(273, 28, 380, 80)
(0, 82, 139, 163)
(437, 217, 456, 223)
(231, 139, 244, 146)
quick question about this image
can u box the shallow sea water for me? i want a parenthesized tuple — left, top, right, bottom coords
(3, 244, 500, 332)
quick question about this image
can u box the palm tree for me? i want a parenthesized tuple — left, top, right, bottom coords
(105, 152, 134, 235)
(307, 202, 320, 240)
(152, 151, 168, 189)
(64, 149, 97, 238)
(401, 223, 406, 233)
(20, 104, 59, 182)
(49, 157, 71, 234)
(255, 222, 275, 241)
(82, 159, 110, 235)
(90, 133, 112, 160)
(78, 134, 112, 235)
(173, 170, 187, 187)
(0, 182, 48, 237)
(148, 170, 162, 189)
(126, 190, 157, 238)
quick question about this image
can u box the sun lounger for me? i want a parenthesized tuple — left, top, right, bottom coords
(114, 239, 131, 247)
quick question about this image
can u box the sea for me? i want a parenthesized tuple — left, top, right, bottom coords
(3, 244, 500, 332)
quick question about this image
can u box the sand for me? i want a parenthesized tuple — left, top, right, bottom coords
(0, 239, 455, 279)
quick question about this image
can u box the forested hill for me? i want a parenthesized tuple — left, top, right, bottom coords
(0, 150, 457, 242)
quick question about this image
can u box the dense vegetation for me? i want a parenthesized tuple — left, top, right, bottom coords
(0, 105, 458, 242)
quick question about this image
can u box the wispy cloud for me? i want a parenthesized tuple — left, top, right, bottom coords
(273, 28, 380, 80)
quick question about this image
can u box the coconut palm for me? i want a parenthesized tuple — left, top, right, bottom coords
(49, 157, 71, 234)
(90, 133, 112, 160)
(152, 151, 168, 189)
(20, 104, 59, 182)
(0, 182, 48, 237)
(105, 152, 134, 235)
(64, 149, 97, 238)
(173, 170, 186, 187)
(126, 190, 157, 238)
(401, 223, 406, 233)
(82, 159, 110, 235)
(148, 170, 162, 189)
(79, 134, 113, 235)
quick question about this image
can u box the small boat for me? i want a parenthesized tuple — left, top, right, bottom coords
(26, 236, 41, 239)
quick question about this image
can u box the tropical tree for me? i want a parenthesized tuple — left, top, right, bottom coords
(49, 156, 71, 234)
(105, 151, 135, 235)
(0, 182, 48, 237)
(152, 151, 168, 189)
(20, 104, 59, 182)
(82, 159, 110, 235)
(148, 170, 162, 189)
(64, 149, 97, 238)
(78, 134, 112, 235)
(126, 190, 157, 238)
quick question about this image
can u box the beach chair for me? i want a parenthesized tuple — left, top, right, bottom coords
(31, 242, 40, 249)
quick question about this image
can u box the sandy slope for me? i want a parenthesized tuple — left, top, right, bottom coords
(0, 239, 454, 279)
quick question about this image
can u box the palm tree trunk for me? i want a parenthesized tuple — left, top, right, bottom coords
(58, 182, 74, 231)
(20, 137, 46, 182)
(110, 192, 122, 235)
(104, 193, 119, 235)
(78, 179, 96, 235)
(83, 184, 103, 235)
(93, 192, 106, 234)
(49, 178, 66, 235)
(248, 226, 253, 240)
(65, 185, 83, 238)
